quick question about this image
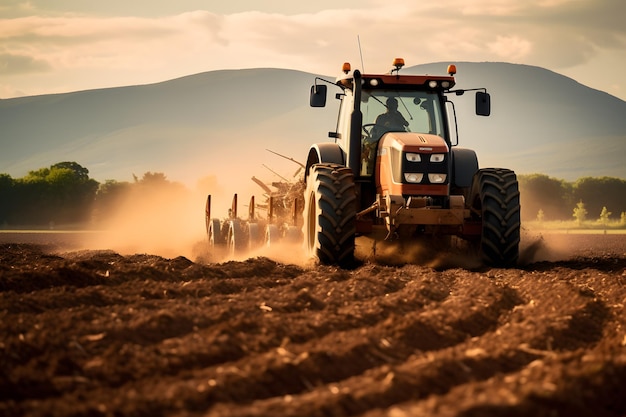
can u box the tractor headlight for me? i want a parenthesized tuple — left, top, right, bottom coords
(404, 173, 424, 183)
(428, 80, 438, 88)
(406, 153, 421, 162)
(428, 173, 447, 183)
(430, 154, 445, 162)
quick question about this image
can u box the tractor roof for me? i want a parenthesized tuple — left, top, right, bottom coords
(335, 59, 456, 92)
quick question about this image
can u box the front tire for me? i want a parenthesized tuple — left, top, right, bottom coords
(303, 164, 356, 266)
(471, 168, 520, 267)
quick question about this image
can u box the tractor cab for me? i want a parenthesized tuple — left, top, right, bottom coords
(312, 59, 462, 206)
(357, 89, 446, 176)
(311, 60, 489, 162)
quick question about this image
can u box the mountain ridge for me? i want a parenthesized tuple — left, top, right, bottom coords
(1, 62, 624, 188)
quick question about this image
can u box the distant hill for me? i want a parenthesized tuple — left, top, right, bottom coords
(0, 68, 333, 191)
(1, 62, 625, 191)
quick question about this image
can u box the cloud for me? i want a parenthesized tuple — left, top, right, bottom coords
(0, 1, 36, 18)
(2, 15, 176, 42)
(487, 36, 533, 62)
(0, 11, 227, 73)
(0, 83, 27, 98)
(0, 0, 624, 98)
(207, 0, 626, 73)
(1, 1, 622, 71)
(401, 0, 624, 68)
(0, 53, 50, 74)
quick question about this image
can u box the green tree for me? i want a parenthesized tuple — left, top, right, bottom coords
(573, 177, 626, 222)
(573, 200, 588, 226)
(51, 161, 90, 181)
(92, 180, 132, 224)
(0, 174, 15, 226)
(7, 162, 99, 226)
(46, 163, 99, 224)
(518, 174, 572, 220)
(599, 207, 611, 227)
(536, 209, 545, 223)
(134, 172, 186, 195)
(13, 172, 49, 224)
(93, 172, 187, 226)
(136, 172, 169, 184)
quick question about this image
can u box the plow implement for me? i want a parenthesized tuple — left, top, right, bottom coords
(205, 153, 304, 259)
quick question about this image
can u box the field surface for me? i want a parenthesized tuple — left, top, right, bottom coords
(1, 232, 626, 417)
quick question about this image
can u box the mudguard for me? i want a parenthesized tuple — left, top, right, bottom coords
(452, 148, 479, 188)
(305, 143, 346, 179)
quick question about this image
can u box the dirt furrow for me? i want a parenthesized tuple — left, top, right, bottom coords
(0, 260, 429, 404)
(2, 241, 626, 417)
(3, 265, 508, 414)
(201, 273, 612, 417)
(126, 273, 522, 416)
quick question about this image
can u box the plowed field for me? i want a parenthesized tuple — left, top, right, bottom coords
(1, 232, 626, 417)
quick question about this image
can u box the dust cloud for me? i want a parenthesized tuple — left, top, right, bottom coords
(84, 181, 207, 259)
(206, 238, 311, 267)
(82, 157, 306, 263)
(354, 226, 581, 269)
(82, 170, 242, 258)
(81, 157, 584, 270)
(518, 227, 591, 263)
(85, 186, 583, 267)
(516, 191, 578, 263)
(354, 236, 482, 270)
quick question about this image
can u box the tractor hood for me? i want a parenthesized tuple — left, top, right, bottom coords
(380, 132, 449, 154)
(376, 132, 450, 196)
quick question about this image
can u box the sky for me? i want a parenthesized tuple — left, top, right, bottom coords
(1, 0, 625, 100)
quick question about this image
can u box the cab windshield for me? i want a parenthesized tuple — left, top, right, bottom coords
(361, 90, 445, 138)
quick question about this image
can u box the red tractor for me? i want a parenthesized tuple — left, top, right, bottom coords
(304, 58, 520, 266)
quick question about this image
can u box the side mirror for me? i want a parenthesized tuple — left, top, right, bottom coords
(310, 84, 327, 107)
(476, 91, 491, 116)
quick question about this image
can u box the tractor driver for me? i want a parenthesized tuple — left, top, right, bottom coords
(362, 97, 409, 175)
(373, 97, 409, 138)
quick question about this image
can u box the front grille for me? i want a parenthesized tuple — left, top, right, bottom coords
(402, 152, 448, 184)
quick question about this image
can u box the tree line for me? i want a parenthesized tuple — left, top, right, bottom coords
(0, 162, 625, 227)
(0, 162, 99, 227)
(0, 162, 184, 228)
(518, 174, 626, 223)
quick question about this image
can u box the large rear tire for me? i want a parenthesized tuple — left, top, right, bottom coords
(471, 168, 520, 267)
(304, 164, 356, 266)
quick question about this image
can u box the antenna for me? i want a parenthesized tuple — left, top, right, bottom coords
(357, 35, 365, 72)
